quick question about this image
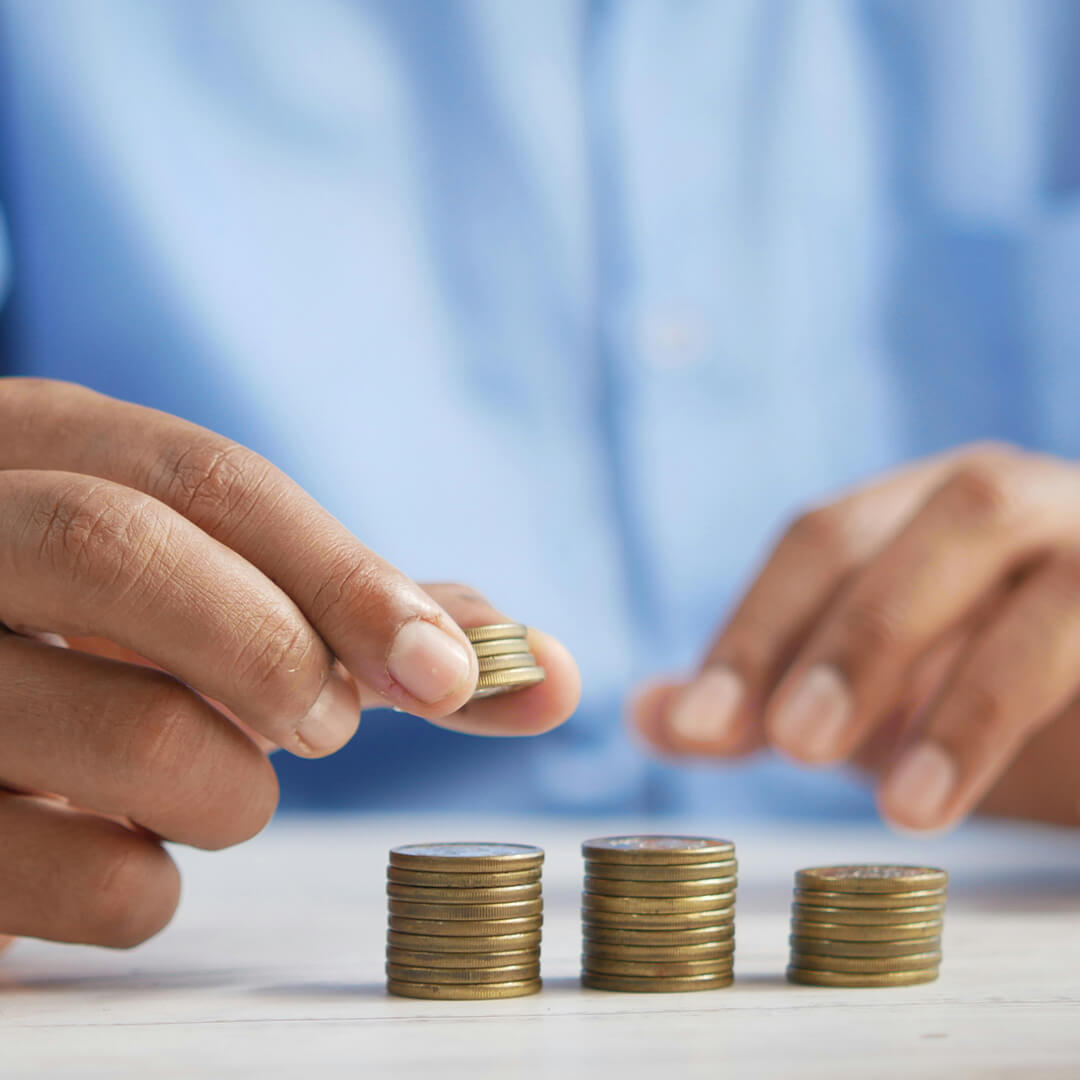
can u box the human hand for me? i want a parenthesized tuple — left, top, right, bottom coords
(633, 443, 1080, 829)
(0, 378, 579, 950)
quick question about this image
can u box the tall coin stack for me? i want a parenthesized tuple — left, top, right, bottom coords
(580, 836, 737, 992)
(787, 864, 948, 987)
(465, 623, 546, 699)
(386, 843, 544, 1000)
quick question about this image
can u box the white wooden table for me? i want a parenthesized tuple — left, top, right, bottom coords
(2, 815, 1079, 1078)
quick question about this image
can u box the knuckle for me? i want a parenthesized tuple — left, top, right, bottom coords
(233, 609, 321, 711)
(834, 598, 906, 658)
(938, 462, 1018, 528)
(936, 679, 1008, 755)
(307, 545, 384, 628)
(164, 441, 273, 534)
(88, 842, 179, 949)
(121, 677, 203, 782)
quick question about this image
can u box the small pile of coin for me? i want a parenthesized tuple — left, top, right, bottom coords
(580, 836, 737, 992)
(787, 864, 948, 987)
(464, 623, 546, 699)
(386, 843, 544, 1000)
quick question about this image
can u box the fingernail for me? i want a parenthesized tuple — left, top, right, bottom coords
(880, 741, 956, 827)
(295, 668, 360, 755)
(388, 620, 472, 704)
(771, 664, 852, 760)
(668, 667, 744, 744)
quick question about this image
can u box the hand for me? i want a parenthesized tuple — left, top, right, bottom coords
(633, 442, 1080, 830)
(0, 378, 579, 950)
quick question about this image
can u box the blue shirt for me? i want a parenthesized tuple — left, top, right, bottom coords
(1, 1, 1078, 815)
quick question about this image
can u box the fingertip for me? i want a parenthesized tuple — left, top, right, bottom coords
(627, 679, 684, 756)
(526, 628, 581, 727)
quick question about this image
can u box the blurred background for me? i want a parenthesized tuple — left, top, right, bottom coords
(1, 0, 1077, 818)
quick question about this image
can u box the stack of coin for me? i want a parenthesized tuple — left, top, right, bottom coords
(580, 836, 737, 992)
(386, 843, 544, 1000)
(787, 865, 948, 988)
(464, 623, 546, 699)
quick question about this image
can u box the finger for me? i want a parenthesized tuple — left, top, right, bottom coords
(0, 469, 361, 757)
(765, 449, 1080, 764)
(0, 632, 278, 849)
(361, 584, 580, 736)
(629, 679, 757, 759)
(877, 548, 1080, 830)
(0, 794, 180, 947)
(654, 453, 964, 756)
(0, 379, 478, 720)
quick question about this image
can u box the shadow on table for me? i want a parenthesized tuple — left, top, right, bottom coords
(255, 980, 388, 1000)
(0, 968, 240, 994)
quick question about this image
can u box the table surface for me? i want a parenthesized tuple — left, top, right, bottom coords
(2, 814, 1079, 1079)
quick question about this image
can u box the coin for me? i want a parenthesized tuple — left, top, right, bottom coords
(583, 836, 735, 865)
(387, 978, 541, 1000)
(387, 866, 542, 888)
(793, 888, 947, 909)
(473, 666, 547, 691)
(583, 956, 734, 978)
(477, 653, 538, 673)
(389, 843, 544, 873)
(388, 916, 543, 936)
(790, 903, 945, 926)
(386, 962, 540, 984)
(584, 876, 737, 898)
(786, 966, 939, 988)
(789, 920, 944, 942)
(795, 866, 948, 893)
(584, 940, 735, 962)
(585, 924, 735, 946)
(582, 972, 733, 993)
(585, 859, 738, 882)
(789, 951, 941, 974)
(387, 930, 542, 953)
(471, 638, 533, 658)
(582, 893, 735, 915)
(583, 911, 735, 931)
(789, 935, 940, 959)
(387, 882, 542, 903)
(389, 899, 543, 921)
(387, 948, 539, 969)
(463, 623, 528, 643)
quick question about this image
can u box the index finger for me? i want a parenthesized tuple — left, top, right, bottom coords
(1, 379, 479, 721)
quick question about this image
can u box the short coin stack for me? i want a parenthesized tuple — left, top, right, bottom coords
(581, 836, 737, 992)
(386, 843, 544, 1000)
(465, 623, 546, 699)
(787, 864, 948, 987)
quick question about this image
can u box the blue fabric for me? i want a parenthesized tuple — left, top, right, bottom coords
(1, 1, 1078, 815)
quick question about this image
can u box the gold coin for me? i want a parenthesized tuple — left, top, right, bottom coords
(390, 898, 543, 921)
(583, 836, 735, 865)
(387, 882, 541, 903)
(789, 919, 943, 942)
(463, 623, 528, 643)
(387, 948, 539, 969)
(584, 875, 736, 898)
(584, 940, 735, 962)
(786, 966, 939, 988)
(583, 910, 734, 931)
(583, 956, 734, 978)
(585, 924, 734, 946)
(585, 859, 738, 882)
(794, 888, 946, 910)
(582, 972, 733, 993)
(389, 843, 544, 873)
(387, 962, 540, 984)
(388, 916, 543, 936)
(795, 865, 948, 893)
(473, 666, 547, 690)
(471, 638, 532, 658)
(790, 903, 945, 926)
(387, 866, 541, 888)
(789, 951, 941, 974)
(789, 935, 940, 959)
(387, 978, 541, 1000)
(582, 893, 735, 915)
(477, 653, 538, 673)
(387, 930, 541, 953)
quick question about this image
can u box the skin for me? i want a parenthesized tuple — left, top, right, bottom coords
(0, 378, 580, 953)
(633, 442, 1080, 831)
